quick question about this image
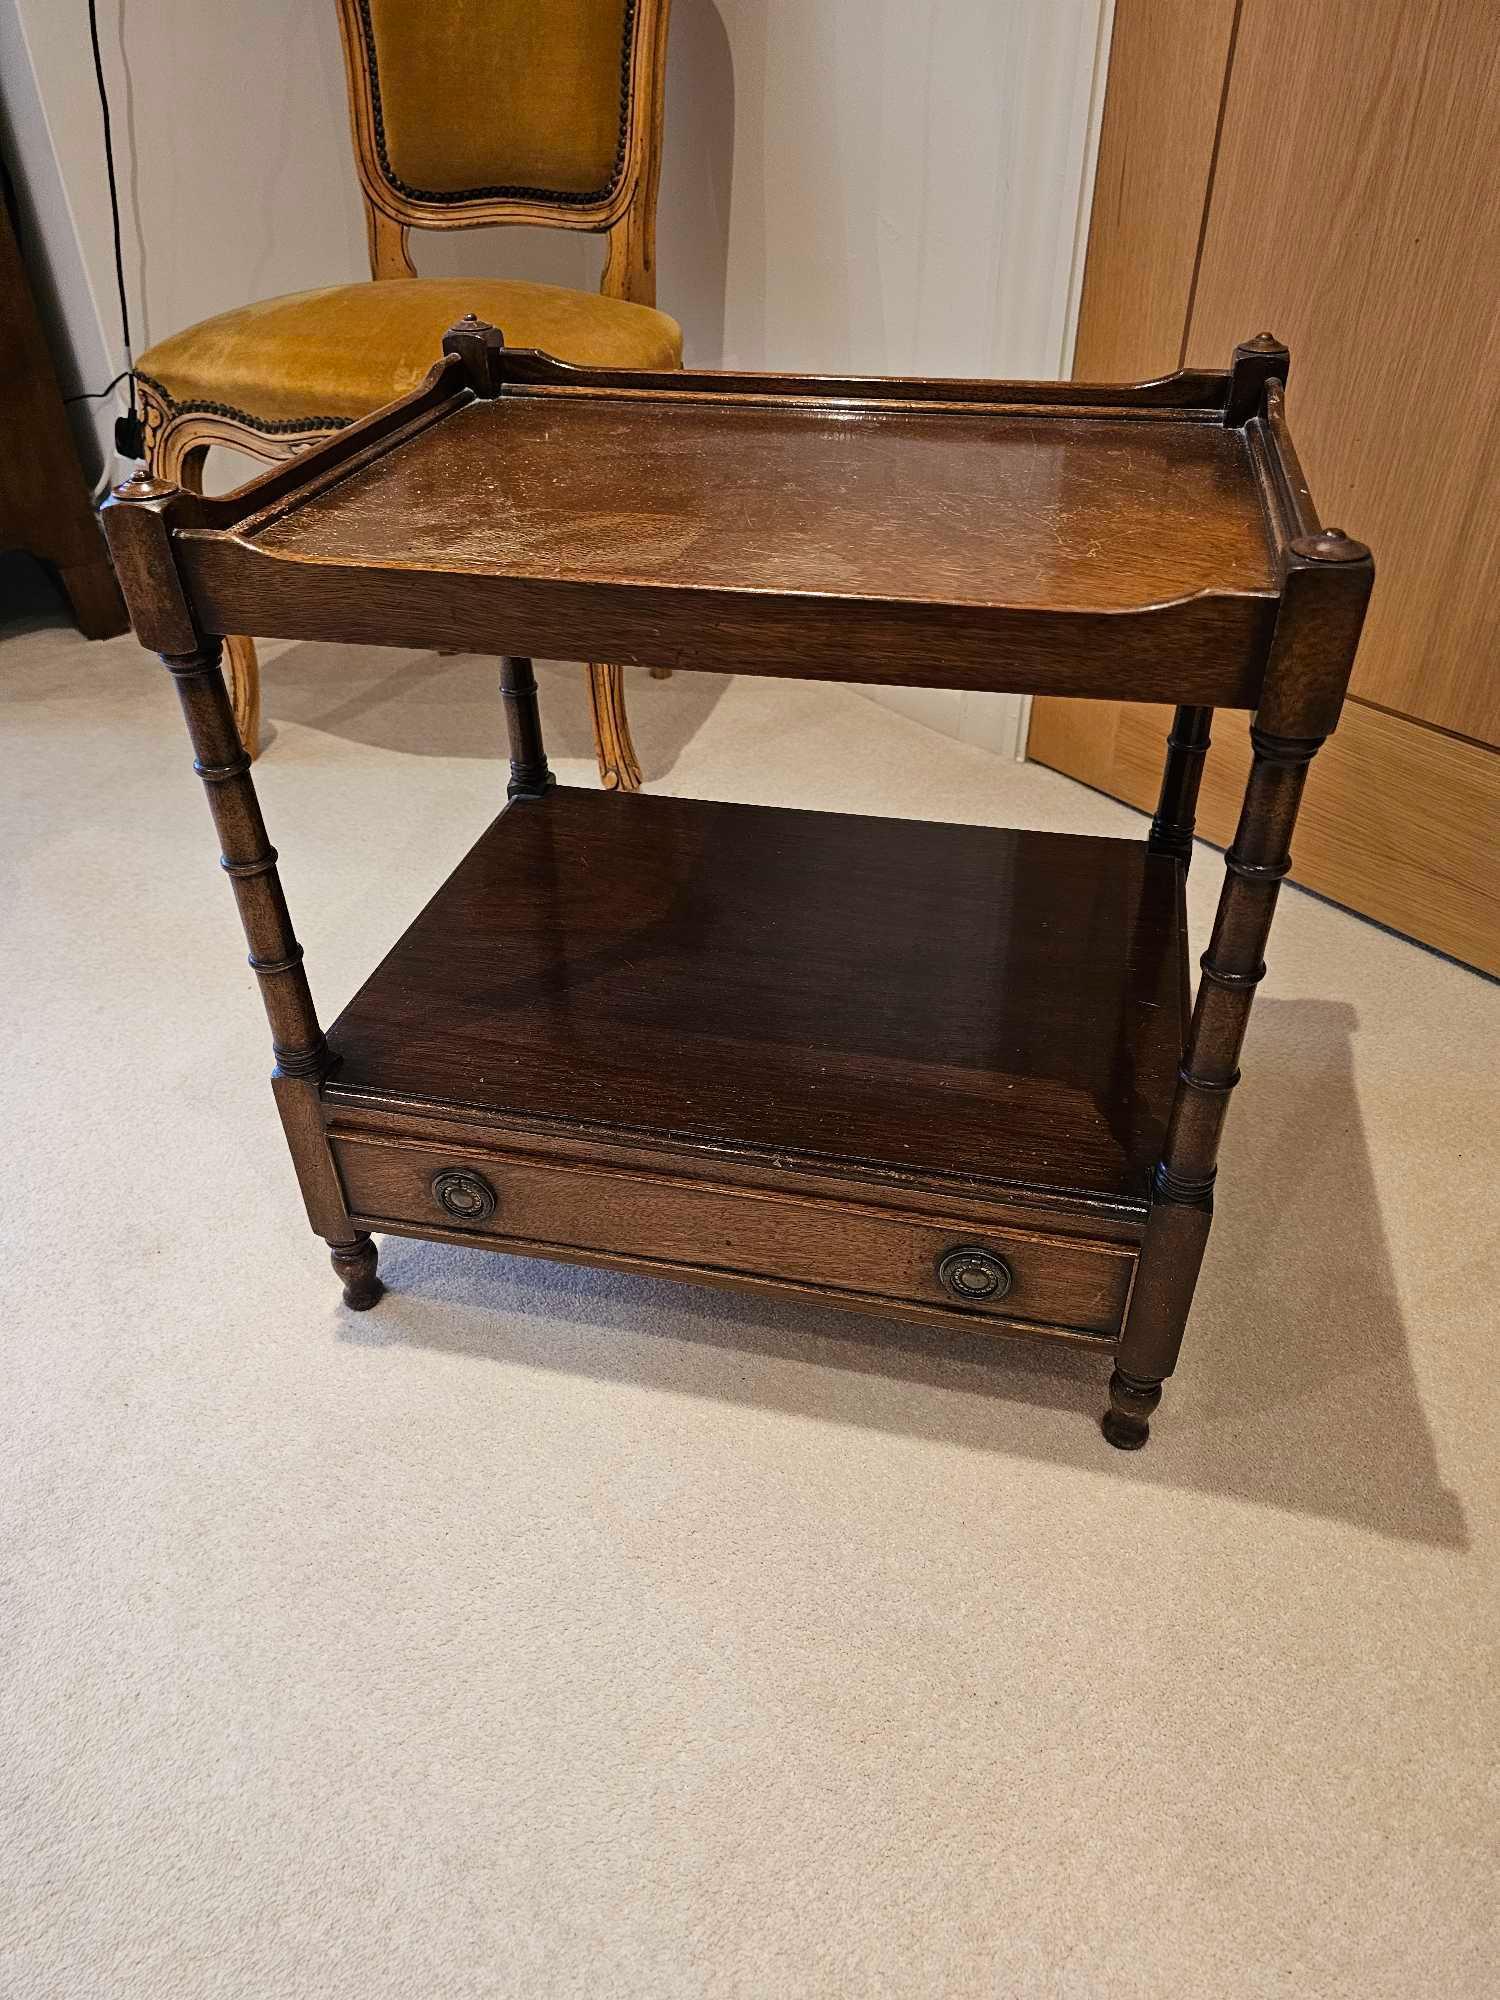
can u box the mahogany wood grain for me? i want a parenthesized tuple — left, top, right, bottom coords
(486, 348, 1237, 407)
(324, 1104, 1151, 1244)
(173, 541, 1276, 707)
(323, 788, 1187, 1212)
(102, 332, 1375, 1448)
(166, 360, 1289, 706)
(330, 1133, 1137, 1338)
(351, 1211, 1122, 1353)
(247, 397, 1276, 609)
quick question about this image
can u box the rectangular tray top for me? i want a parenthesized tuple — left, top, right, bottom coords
(251, 396, 1275, 610)
(168, 355, 1293, 703)
(323, 788, 1187, 1217)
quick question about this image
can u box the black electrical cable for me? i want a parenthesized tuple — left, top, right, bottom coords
(85, 0, 142, 453)
(64, 368, 132, 405)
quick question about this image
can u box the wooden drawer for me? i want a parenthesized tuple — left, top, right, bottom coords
(330, 1134, 1135, 1339)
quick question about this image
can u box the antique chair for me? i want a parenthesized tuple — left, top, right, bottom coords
(134, 0, 677, 790)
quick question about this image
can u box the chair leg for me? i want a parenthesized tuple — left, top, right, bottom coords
(587, 662, 643, 791)
(225, 635, 263, 756)
(150, 420, 267, 759)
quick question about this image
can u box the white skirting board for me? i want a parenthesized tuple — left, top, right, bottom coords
(850, 687, 1033, 762)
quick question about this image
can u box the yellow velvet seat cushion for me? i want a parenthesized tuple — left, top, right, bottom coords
(137, 277, 682, 429)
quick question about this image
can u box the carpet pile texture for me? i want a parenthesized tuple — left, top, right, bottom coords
(4, 601, 1497, 1997)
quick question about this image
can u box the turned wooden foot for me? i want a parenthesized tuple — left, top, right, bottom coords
(587, 661, 642, 791)
(330, 1233, 383, 1310)
(1102, 1367, 1162, 1450)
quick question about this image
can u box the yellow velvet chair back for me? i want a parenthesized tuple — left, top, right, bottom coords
(336, 0, 672, 302)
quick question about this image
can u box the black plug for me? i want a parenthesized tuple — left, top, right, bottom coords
(114, 410, 144, 457)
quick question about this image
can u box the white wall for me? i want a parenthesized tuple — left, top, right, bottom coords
(653, 0, 1113, 751)
(5, 0, 1112, 749)
(667, 0, 1107, 380)
(0, 0, 117, 476)
(4, 0, 367, 484)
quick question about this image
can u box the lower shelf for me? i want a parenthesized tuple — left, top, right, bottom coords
(319, 786, 1186, 1345)
(324, 787, 1185, 1206)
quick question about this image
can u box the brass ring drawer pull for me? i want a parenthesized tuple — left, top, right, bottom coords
(431, 1168, 497, 1224)
(937, 1246, 1012, 1303)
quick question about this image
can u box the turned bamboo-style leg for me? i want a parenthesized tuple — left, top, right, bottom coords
(1103, 500, 1372, 1449)
(159, 634, 382, 1308)
(500, 655, 554, 800)
(446, 648, 640, 788)
(1148, 705, 1213, 866)
(1105, 727, 1319, 1447)
(588, 662, 643, 791)
(104, 467, 381, 1311)
(158, 639, 329, 1079)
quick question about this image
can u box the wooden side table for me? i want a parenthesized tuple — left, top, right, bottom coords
(104, 323, 1373, 1449)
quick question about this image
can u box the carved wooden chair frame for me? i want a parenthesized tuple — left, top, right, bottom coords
(140, 0, 673, 786)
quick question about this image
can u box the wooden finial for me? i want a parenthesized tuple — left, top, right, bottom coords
(1290, 528, 1371, 564)
(111, 466, 176, 503)
(1224, 332, 1291, 426)
(442, 315, 507, 397)
(101, 467, 197, 652)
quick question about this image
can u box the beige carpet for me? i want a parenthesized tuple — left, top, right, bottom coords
(3, 590, 1498, 1999)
